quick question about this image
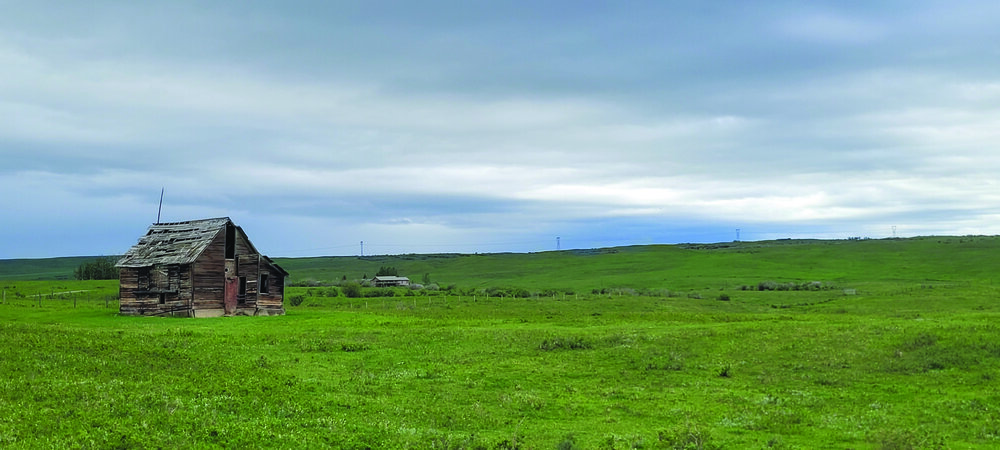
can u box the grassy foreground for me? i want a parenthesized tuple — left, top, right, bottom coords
(1, 237, 999, 448)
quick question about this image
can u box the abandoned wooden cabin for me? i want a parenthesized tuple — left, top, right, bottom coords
(116, 217, 288, 317)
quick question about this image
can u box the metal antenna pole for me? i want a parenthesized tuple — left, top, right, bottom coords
(557, 236, 560, 251)
(156, 187, 164, 224)
(360, 241, 364, 257)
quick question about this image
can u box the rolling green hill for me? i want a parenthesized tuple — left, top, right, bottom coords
(0, 256, 101, 280)
(275, 235, 1000, 292)
(4, 236, 998, 291)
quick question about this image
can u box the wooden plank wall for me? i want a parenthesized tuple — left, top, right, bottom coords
(192, 230, 227, 309)
(257, 263, 285, 311)
(118, 264, 194, 316)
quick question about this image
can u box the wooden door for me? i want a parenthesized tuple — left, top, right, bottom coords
(224, 277, 237, 315)
(224, 260, 237, 315)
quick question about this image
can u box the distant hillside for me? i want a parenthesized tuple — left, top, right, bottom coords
(274, 236, 1000, 291)
(3, 237, 998, 291)
(0, 256, 102, 281)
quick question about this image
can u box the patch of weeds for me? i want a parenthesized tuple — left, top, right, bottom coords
(557, 433, 580, 450)
(637, 350, 684, 371)
(888, 332, 982, 373)
(288, 295, 305, 307)
(299, 338, 338, 352)
(717, 363, 732, 378)
(599, 434, 645, 449)
(716, 293, 731, 301)
(871, 428, 946, 450)
(539, 336, 593, 351)
(340, 341, 369, 352)
(902, 332, 938, 351)
(495, 435, 522, 450)
(657, 423, 718, 449)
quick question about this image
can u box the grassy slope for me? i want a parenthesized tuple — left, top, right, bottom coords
(1, 236, 999, 448)
(276, 236, 1000, 292)
(6, 236, 996, 290)
(0, 256, 97, 280)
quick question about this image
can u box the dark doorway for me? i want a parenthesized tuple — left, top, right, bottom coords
(225, 222, 236, 259)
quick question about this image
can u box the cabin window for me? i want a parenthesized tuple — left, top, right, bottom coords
(137, 267, 151, 289)
(260, 274, 270, 294)
(158, 293, 166, 304)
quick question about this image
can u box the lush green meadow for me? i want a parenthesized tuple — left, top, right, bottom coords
(2, 237, 999, 448)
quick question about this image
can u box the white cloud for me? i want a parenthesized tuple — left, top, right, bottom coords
(2, 2, 1000, 257)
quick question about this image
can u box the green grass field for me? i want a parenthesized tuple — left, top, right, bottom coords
(1, 237, 999, 448)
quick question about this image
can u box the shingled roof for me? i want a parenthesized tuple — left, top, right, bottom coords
(116, 217, 237, 268)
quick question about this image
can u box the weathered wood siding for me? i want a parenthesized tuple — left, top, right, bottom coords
(237, 253, 259, 306)
(192, 229, 226, 309)
(119, 264, 194, 316)
(257, 263, 285, 313)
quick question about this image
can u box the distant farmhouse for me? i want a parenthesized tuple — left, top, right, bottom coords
(371, 276, 410, 287)
(116, 217, 287, 317)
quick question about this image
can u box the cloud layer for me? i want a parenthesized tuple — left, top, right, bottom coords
(2, 1, 999, 258)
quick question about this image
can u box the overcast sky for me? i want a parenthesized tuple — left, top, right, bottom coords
(3, 1, 999, 258)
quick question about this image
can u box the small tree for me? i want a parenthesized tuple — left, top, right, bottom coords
(376, 266, 398, 276)
(422, 273, 431, 285)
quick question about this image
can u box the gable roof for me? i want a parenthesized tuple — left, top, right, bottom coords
(116, 217, 233, 268)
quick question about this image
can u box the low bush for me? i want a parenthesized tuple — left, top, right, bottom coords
(341, 282, 362, 298)
(363, 288, 395, 298)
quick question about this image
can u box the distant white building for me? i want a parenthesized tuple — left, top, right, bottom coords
(371, 276, 410, 287)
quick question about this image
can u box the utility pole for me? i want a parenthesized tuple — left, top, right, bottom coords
(360, 241, 364, 257)
(556, 236, 560, 251)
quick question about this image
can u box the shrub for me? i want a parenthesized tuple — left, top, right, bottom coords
(341, 282, 362, 298)
(363, 288, 395, 298)
(289, 295, 305, 307)
(717, 293, 731, 301)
